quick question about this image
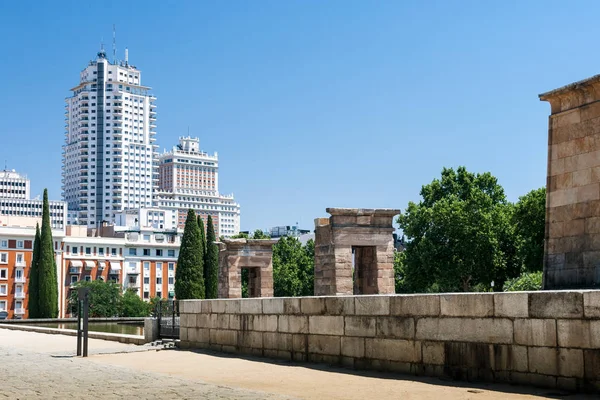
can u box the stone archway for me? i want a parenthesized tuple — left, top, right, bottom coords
(314, 208, 399, 296)
(216, 239, 278, 298)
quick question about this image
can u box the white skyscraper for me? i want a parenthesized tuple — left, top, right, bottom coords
(62, 48, 158, 227)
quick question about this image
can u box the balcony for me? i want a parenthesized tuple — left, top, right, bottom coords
(14, 292, 25, 299)
(14, 308, 25, 315)
(15, 259, 26, 267)
(126, 266, 140, 275)
(15, 276, 26, 283)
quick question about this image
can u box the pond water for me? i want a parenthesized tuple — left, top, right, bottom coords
(33, 322, 143, 336)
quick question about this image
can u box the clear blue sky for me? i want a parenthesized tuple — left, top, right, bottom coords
(0, 1, 595, 232)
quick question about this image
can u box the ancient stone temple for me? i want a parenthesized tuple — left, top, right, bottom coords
(540, 75, 600, 289)
(313, 208, 399, 296)
(216, 239, 278, 298)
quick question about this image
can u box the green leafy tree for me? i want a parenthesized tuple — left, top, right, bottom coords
(68, 280, 121, 317)
(204, 215, 219, 298)
(397, 167, 518, 293)
(273, 236, 314, 297)
(513, 188, 545, 272)
(37, 189, 59, 317)
(251, 229, 270, 239)
(121, 288, 152, 317)
(230, 232, 249, 239)
(503, 271, 543, 291)
(197, 215, 206, 287)
(175, 209, 205, 299)
(27, 224, 41, 318)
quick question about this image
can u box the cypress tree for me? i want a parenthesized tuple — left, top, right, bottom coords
(197, 215, 207, 285)
(37, 189, 59, 318)
(175, 209, 205, 299)
(204, 215, 219, 299)
(27, 224, 41, 318)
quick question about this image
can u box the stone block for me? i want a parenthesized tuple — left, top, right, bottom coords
(210, 300, 226, 313)
(494, 344, 529, 372)
(180, 327, 188, 341)
(278, 315, 308, 334)
(440, 293, 493, 317)
(529, 373, 557, 389)
(375, 317, 414, 339)
(528, 347, 558, 376)
(188, 328, 210, 343)
(250, 315, 278, 332)
(514, 319, 557, 347)
(390, 295, 440, 317)
(557, 319, 600, 348)
(300, 298, 326, 314)
(308, 335, 341, 356)
(344, 316, 376, 337)
(238, 331, 263, 349)
(262, 298, 284, 314)
(293, 334, 307, 352)
(529, 292, 583, 318)
(422, 341, 444, 365)
(584, 349, 600, 380)
(201, 300, 212, 313)
(210, 329, 238, 346)
(556, 377, 577, 392)
(416, 318, 513, 344)
(239, 298, 262, 314)
(179, 300, 191, 314)
(341, 337, 365, 358)
(262, 332, 293, 351)
(283, 298, 301, 314)
(365, 338, 421, 363)
(494, 293, 529, 318)
(558, 348, 584, 378)
(324, 297, 355, 315)
(229, 315, 241, 330)
(355, 296, 390, 315)
(309, 316, 344, 335)
(584, 291, 600, 318)
(225, 301, 240, 314)
(196, 313, 211, 328)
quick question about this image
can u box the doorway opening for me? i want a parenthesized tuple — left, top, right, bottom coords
(352, 246, 377, 295)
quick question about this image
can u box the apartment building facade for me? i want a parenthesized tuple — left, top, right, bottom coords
(156, 136, 240, 237)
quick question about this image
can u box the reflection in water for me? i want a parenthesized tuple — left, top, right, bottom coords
(33, 322, 143, 336)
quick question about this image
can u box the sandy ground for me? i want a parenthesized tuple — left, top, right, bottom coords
(90, 347, 595, 400)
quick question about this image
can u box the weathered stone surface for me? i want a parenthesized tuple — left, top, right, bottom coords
(324, 297, 355, 315)
(344, 316, 376, 337)
(492, 345, 528, 373)
(390, 295, 440, 317)
(365, 338, 421, 363)
(341, 337, 364, 358)
(262, 298, 284, 314)
(308, 316, 344, 335)
(584, 349, 600, 380)
(262, 332, 293, 351)
(529, 292, 583, 318)
(308, 335, 341, 356)
(283, 298, 301, 314)
(558, 348, 584, 378)
(355, 296, 390, 315)
(300, 298, 326, 315)
(238, 331, 263, 349)
(422, 341, 444, 365)
(440, 293, 494, 317)
(528, 347, 558, 376)
(514, 319, 557, 347)
(239, 298, 262, 314)
(249, 315, 278, 332)
(188, 328, 210, 344)
(210, 329, 237, 346)
(278, 315, 308, 334)
(557, 319, 600, 348)
(416, 318, 513, 344)
(376, 317, 414, 339)
(494, 293, 529, 318)
(584, 291, 600, 317)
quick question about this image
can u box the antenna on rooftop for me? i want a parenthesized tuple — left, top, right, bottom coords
(112, 24, 117, 63)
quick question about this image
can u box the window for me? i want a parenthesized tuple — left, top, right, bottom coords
(143, 249, 150, 256)
(156, 292, 162, 299)
(97, 276, 104, 282)
(156, 262, 162, 271)
(155, 249, 163, 257)
(143, 277, 149, 284)
(0, 301, 5, 311)
(98, 248, 104, 256)
(0, 269, 6, 280)
(70, 275, 78, 284)
(16, 240, 23, 249)
(143, 234, 150, 241)
(168, 277, 174, 285)
(16, 253, 24, 265)
(168, 250, 175, 257)
(0, 240, 7, 248)
(129, 248, 137, 256)
(143, 262, 150, 271)
(0, 284, 6, 295)
(85, 275, 92, 282)
(156, 277, 162, 285)
(85, 247, 92, 255)
(168, 262, 175, 271)
(0, 253, 7, 264)
(111, 248, 117, 256)
(15, 269, 23, 281)
(72, 246, 79, 255)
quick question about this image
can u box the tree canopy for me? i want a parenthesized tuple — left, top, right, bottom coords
(68, 281, 153, 317)
(174, 209, 205, 299)
(37, 189, 59, 318)
(513, 188, 545, 272)
(204, 215, 219, 299)
(27, 224, 41, 318)
(273, 237, 314, 297)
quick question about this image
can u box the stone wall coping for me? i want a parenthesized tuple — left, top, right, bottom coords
(539, 74, 600, 101)
(325, 208, 401, 217)
(218, 239, 279, 247)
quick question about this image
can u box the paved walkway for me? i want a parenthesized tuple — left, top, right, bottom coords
(0, 328, 597, 399)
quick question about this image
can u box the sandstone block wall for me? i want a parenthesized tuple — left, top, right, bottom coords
(540, 76, 600, 289)
(179, 291, 600, 393)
